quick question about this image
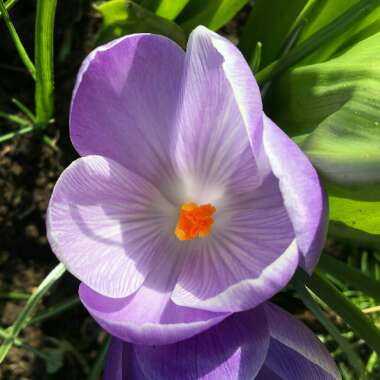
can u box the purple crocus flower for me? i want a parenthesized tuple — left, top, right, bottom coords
(47, 26, 327, 345)
(104, 302, 341, 380)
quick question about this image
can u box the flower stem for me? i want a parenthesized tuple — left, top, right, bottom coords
(0, 0, 36, 79)
(0, 263, 65, 364)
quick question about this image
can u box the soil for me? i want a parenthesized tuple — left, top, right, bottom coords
(0, 1, 106, 379)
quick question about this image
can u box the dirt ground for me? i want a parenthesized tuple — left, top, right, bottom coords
(0, 1, 106, 378)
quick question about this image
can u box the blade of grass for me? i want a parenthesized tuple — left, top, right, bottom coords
(28, 296, 81, 325)
(318, 255, 380, 303)
(51, 338, 89, 375)
(35, 0, 57, 123)
(365, 351, 378, 374)
(11, 98, 36, 122)
(293, 271, 364, 376)
(255, 0, 380, 85)
(0, 0, 19, 18)
(87, 335, 110, 380)
(259, 3, 310, 98)
(0, 0, 35, 79)
(0, 327, 51, 361)
(0, 291, 30, 300)
(305, 270, 380, 357)
(283, 0, 320, 46)
(363, 305, 380, 314)
(0, 123, 45, 143)
(0, 111, 30, 126)
(251, 41, 262, 73)
(0, 263, 65, 363)
(42, 134, 59, 151)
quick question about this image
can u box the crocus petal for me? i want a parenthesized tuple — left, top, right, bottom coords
(262, 115, 328, 272)
(78, 225, 229, 345)
(47, 155, 177, 298)
(70, 34, 185, 187)
(104, 303, 339, 379)
(172, 176, 299, 312)
(104, 340, 149, 380)
(105, 307, 270, 380)
(173, 26, 265, 205)
(259, 303, 341, 380)
(104, 338, 126, 380)
(79, 282, 228, 345)
(255, 365, 284, 379)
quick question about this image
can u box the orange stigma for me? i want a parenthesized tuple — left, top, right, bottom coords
(175, 202, 216, 241)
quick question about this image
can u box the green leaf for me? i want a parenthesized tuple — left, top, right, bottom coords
(298, 0, 358, 42)
(329, 223, 380, 249)
(297, 0, 380, 64)
(238, 0, 308, 69)
(328, 197, 380, 244)
(293, 271, 364, 376)
(255, 0, 380, 85)
(267, 31, 380, 204)
(318, 255, 380, 303)
(45, 349, 64, 374)
(140, 0, 189, 20)
(303, 270, 380, 358)
(177, 0, 249, 34)
(95, 0, 186, 47)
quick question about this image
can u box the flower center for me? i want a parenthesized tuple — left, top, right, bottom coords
(175, 202, 216, 241)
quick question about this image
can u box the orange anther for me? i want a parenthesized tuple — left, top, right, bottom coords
(175, 202, 216, 241)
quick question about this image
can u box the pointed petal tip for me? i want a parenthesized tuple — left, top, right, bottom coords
(262, 115, 328, 274)
(263, 303, 342, 380)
